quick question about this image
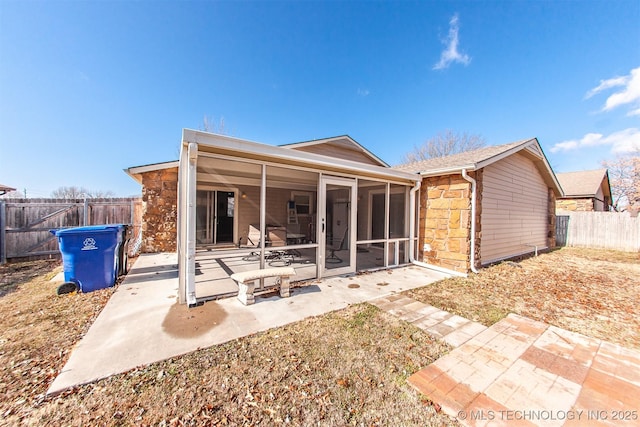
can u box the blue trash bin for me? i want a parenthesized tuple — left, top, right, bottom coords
(52, 225, 123, 293)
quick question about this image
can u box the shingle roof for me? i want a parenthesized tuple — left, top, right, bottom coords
(556, 169, 609, 197)
(280, 135, 389, 167)
(393, 139, 532, 173)
(393, 138, 564, 196)
(0, 184, 16, 192)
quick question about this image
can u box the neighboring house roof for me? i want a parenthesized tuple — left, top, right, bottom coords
(555, 169, 611, 198)
(125, 160, 180, 184)
(394, 138, 563, 196)
(280, 135, 389, 167)
(0, 184, 16, 195)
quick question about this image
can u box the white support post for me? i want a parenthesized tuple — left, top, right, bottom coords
(384, 182, 390, 268)
(259, 164, 267, 287)
(349, 179, 357, 269)
(178, 146, 186, 304)
(317, 173, 324, 279)
(185, 142, 198, 306)
(260, 165, 266, 269)
(409, 181, 420, 263)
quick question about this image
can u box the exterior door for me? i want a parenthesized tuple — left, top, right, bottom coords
(215, 191, 235, 243)
(196, 190, 236, 245)
(320, 176, 357, 276)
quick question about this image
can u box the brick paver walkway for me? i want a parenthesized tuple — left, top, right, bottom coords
(370, 294, 488, 348)
(372, 295, 640, 427)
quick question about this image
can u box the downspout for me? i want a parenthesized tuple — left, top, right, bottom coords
(461, 169, 479, 274)
(409, 179, 467, 277)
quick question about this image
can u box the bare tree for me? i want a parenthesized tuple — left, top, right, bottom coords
(51, 186, 86, 199)
(603, 153, 640, 212)
(201, 115, 227, 134)
(51, 186, 115, 199)
(86, 189, 116, 198)
(0, 189, 25, 198)
(402, 130, 486, 163)
(175, 115, 232, 159)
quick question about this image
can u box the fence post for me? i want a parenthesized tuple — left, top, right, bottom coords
(0, 200, 6, 264)
(83, 198, 89, 225)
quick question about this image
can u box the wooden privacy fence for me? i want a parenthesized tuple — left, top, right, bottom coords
(556, 211, 640, 252)
(555, 215, 569, 247)
(0, 198, 143, 263)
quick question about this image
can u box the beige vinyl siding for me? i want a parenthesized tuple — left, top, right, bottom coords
(594, 187, 605, 211)
(291, 141, 381, 165)
(481, 153, 549, 264)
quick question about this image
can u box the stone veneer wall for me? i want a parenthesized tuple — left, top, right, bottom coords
(140, 167, 178, 253)
(556, 198, 594, 212)
(419, 173, 479, 273)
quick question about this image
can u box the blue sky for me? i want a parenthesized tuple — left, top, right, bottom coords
(1, 0, 639, 197)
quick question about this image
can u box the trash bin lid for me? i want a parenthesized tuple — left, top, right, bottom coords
(54, 225, 122, 236)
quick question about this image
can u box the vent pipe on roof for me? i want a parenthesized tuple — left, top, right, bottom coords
(461, 169, 479, 274)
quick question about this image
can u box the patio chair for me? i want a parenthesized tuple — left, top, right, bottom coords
(326, 227, 348, 264)
(246, 224, 263, 247)
(286, 223, 305, 245)
(268, 227, 287, 247)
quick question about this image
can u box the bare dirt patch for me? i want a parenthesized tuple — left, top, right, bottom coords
(1, 260, 456, 425)
(0, 259, 60, 297)
(0, 259, 115, 420)
(162, 301, 228, 338)
(407, 247, 640, 349)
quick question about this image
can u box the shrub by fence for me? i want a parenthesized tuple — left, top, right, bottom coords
(556, 211, 640, 252)
(0, 198, 142, 263)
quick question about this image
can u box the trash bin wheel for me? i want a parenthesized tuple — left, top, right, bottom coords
(57, 282, 79, 295)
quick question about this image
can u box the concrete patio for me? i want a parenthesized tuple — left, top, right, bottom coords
(47, 252, 450, 395)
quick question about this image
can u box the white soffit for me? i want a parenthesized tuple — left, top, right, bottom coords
(182, 129, 419, 184)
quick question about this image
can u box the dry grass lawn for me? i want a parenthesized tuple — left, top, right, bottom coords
(408, 247, 640, 349)
(1, 260, 455, 426)
(3, 247, 637, 425)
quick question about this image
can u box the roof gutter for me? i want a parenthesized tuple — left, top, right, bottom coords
(418, 164, 477, 177)
(409, 180, 467, 278)
(124, 161, 180, 184)
(461, 169, 479, 274)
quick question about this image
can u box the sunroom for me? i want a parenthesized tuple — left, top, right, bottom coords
(177, 130, 421, 306)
